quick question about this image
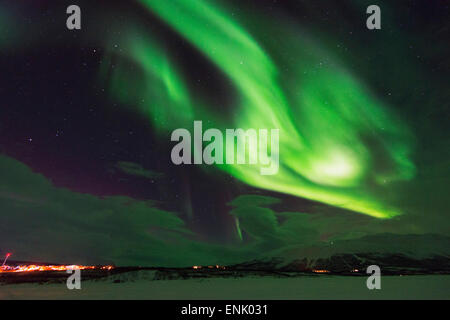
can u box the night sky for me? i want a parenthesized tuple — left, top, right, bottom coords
(0, 0, 448, 267)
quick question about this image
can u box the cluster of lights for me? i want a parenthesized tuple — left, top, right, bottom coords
(0, 254, 358, 274)
(192, 265, 226, 270)
(312, 269, 330, 273)
(0, 264, 114, 273)
(0, 265, 93, 273)
(0, 253, 113, 273)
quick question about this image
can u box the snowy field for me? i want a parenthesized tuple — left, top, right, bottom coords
(0, 275, 449, 300)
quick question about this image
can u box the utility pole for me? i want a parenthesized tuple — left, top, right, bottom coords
(2, 253, 11, 267)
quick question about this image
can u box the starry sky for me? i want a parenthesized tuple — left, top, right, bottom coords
(0, 0, 448, 266)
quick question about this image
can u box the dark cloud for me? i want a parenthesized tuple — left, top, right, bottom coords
(114, 161, 163, 180)
(0, 154, 251, 266)
(0, 154, 448, 266)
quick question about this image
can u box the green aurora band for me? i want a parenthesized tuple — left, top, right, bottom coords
(101, 0, 415, 219)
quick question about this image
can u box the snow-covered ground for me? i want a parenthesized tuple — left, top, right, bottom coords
(0, 275, 448, 299)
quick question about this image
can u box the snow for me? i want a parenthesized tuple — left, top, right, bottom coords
(0, 275, 448, 299)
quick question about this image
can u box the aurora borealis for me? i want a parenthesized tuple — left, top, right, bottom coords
(0, 0, 448, 267)
(102, 0, 415, 218)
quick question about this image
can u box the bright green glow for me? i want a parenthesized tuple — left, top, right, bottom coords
(105, 0, 415, 218)
(101, 30, 194, 132)
(235, 217, 243, 242)
(310, 148, 361, 186)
